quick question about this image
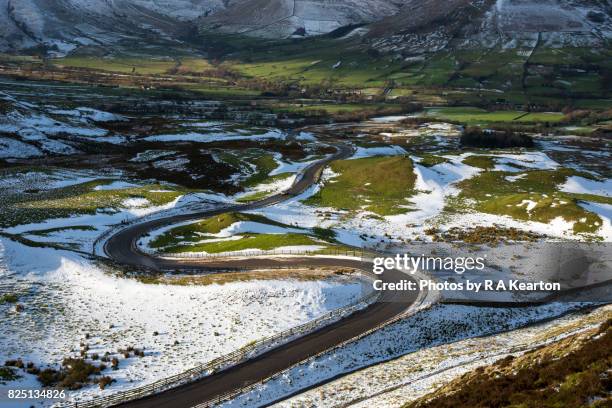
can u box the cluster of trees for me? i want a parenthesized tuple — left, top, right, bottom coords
(460, 127, 534, 148)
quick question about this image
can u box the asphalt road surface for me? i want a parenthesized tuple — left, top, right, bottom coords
(103, 144, 421, 407)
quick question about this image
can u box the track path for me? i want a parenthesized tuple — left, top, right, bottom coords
(104, 143, 421, 407)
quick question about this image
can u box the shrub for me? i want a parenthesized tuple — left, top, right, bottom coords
(36, 358, 104, 390)
(4, 359, 24, 369)
(0, 367, 19, 381)
(25, 362, 39, 375)
(0, 293, 19, 304)
(37, 368, 60, 387)
(98, 376, 114, 390)
(58, 358, 102, 390)
(312, 227, 336, 242)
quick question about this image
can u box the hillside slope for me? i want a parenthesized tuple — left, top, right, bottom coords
(406, 317, 612, 408)
(0, 0, 222, 53)
(199, 0, 406, 38)
(369, 0, 612, 55)
(0, 0, 609, 54)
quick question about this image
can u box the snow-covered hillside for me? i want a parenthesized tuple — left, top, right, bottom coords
(200, 0, 405, 38)
(370, 0, 612, 55)
(0, 0, 405, 52)
(0, 0, 609, 53)
(0, 0, 224, 53)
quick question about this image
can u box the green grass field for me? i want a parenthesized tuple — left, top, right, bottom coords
(418, 154, 450, 168)
(53, 56, 177, 75)
(243, 154, 281, 187)
(305, 155, 416, 216)
(165, 233, 323, 254)
(236, 173, 294, 202)
(148, 211, 341, 254)
(426, 107, 564, 125)
(214, 149, 284, 189)
(8, 39, 608, 111)
(461, 156, 496, 170)
(149, 212, 285, 248)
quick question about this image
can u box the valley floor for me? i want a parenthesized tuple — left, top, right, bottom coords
(0, 79, 610, 407)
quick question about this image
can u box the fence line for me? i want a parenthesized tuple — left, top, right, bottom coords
(155, 247, 369, 260)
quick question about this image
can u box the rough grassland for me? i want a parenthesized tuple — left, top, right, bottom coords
(454, 169, 612, 234)
(461, 156, 496, 170)
(0, 179, 183, 228)
(139, 268, 356, 286)
(149, 212, 345, 254)
(216, 151, 280, 188)
(305, 156, 416, 216)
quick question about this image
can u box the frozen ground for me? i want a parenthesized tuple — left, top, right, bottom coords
(222, 302, 595, 407)
(0, 238, 364, 406)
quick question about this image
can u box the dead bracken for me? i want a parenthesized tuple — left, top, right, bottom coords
(425, 226, 543, 245)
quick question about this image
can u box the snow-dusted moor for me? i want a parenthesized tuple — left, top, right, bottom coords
(0, 1, 611, 407)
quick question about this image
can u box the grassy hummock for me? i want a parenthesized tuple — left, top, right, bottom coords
(305, 156, 417, 216)
(453, 169, 611, 234)
(149, 212, 287, 249)
(149, 212, 342, 254)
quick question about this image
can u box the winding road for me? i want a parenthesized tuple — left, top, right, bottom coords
(103, 143, 421, 408)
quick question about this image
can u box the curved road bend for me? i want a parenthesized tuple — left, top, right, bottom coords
(104, 144, 421, 408)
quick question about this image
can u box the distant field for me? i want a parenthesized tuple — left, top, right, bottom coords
(53, 57, 177, 75)
(425, 107, 564, 125)
(6, 43, 608, 110)
(228, 47, 402, 88)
